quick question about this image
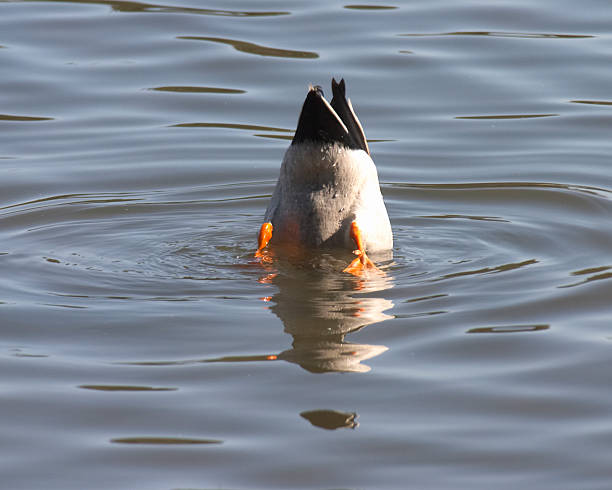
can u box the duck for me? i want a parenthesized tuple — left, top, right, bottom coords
(255, 78, 392, 274)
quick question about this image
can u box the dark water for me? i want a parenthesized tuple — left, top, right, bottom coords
(1, 1, 611, 489)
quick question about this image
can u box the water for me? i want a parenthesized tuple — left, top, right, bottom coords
(1, 1, 611, 489)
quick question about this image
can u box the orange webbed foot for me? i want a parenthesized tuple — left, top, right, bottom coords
(343, 249, 377, 275)
(255, 222, 273, 261)
(343, 221, 381, 276)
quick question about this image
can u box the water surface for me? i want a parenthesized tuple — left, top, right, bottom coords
(1, 1, 611, 489)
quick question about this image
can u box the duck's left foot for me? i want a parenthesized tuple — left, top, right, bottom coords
(343, 221, 380, 276)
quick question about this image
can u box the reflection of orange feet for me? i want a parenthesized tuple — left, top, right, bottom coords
(343, 221, 380, 276)
(257, 272, 277, 284)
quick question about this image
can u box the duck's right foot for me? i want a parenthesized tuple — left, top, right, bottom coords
(255, 222, 273, 259)
(343, 221, 380, 276)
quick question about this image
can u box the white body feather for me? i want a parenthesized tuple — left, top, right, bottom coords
(265, 142, 393, 252)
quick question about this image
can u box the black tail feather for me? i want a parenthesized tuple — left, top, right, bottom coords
(291, 79, 369, 154)
(330, 78, 369, 154)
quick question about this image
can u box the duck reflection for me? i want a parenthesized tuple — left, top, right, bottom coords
(188, 254, 393, 373)
(261, 253, 394, 373)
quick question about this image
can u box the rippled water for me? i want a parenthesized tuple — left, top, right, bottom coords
(1, 1, 612, 489)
